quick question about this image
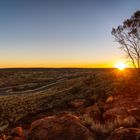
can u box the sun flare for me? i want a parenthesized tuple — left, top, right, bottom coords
(115, 62, 127, 70)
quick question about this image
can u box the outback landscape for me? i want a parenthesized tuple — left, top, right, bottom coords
(0, 68, 139, 140)
(1, 0, 140, 140)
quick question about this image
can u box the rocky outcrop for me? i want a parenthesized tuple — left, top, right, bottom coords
(103, 92, 140, 128)
(27, 113, 95, 140)
(1, 80, 140, 140)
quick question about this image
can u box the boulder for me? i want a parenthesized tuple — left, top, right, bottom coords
(115, 115, 137, 127)
(11, 127, 24, 137)
(27, 113, 94, 140)
(108, 127, 140, 140)
(128, 108, 140, 118)
(103, 107, 128, 122)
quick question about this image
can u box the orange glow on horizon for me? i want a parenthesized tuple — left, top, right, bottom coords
(0, 61, 116, 68)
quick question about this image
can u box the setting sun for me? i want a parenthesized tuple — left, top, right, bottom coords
(115, 62, 127, 70)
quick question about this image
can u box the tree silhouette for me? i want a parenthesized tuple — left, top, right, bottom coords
(112, 11, 140, 71)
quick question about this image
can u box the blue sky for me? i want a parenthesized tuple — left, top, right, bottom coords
(0, 0, 140, 67)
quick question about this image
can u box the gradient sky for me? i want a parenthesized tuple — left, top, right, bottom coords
(0, 0, 140, 68)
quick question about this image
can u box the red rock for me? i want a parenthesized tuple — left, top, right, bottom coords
(115, 115, 137, 127)
(28, 113, 94, 140)
(108, 127, 140, 140)
(11, 127, 24, 137)
(128, 108, 140, 118)
(103, 107, 128, 122)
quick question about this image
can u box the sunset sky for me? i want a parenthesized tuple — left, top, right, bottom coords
(0, 0, 140, 68)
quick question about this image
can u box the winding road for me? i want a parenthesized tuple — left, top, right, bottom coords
(0, 78, 67, 96)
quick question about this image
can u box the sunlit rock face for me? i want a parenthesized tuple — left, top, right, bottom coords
(27, 113, 95, 140)
(103, 86, 140, 128)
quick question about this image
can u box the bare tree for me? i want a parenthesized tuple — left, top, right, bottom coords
(112, 11, 140, 71)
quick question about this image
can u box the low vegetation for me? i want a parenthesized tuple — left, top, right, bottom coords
(0, 68, 139, 140)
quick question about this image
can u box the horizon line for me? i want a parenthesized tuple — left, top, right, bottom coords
(0, 67, 133, 69)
